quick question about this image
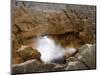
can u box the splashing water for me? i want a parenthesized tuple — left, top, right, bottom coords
(34, 36, 76, 63)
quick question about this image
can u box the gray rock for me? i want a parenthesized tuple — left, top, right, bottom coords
(66, 61, 87, 70)
(12, 44, 96, 74)
(66, 44, 96, 70)
(77, 44, 96, 69)
(12, 59, 67, 74)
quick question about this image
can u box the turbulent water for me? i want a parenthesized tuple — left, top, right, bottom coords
(34, 36, 76, 63)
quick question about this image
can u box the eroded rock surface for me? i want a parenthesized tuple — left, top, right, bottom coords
(12, 59, 67, 74)
(12, 1, 96, 74)
(66, 44, 96, 70)
(12, 1, 96, 45)
(17, 46, 41, 62)
(12, 44, 96, 74)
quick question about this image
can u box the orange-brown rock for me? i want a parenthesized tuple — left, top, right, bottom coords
(12, 57, 24, 64)
(12, 3, 96, 45)
(79, 31, 95, 44)
(12, 34, 23, 64)
(17, 46, 41, 61)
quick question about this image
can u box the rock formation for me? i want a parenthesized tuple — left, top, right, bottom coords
(11, 0, 96, 74)
(12, 44, 96, 74)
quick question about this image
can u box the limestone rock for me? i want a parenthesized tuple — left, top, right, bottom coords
(12, 57, 24, 64)
(17, 46, 41, 61)
(66, 61, 87, 70)
(76, 44, 96, 69)
(12, 34, 22, 64)
(79, 31, 95, 44)
(12, 59, 67, 74)
(12, 2, 96, 44)
(11, 1, 96, 73)
(66, 44, 96, 70)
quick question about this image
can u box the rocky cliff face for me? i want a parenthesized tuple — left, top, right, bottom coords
(11, 1, 96, 74)
(12, 1, 96, 44)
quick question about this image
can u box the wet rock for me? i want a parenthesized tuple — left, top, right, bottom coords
(66, 61, 87, 70)
(17, 46, 41, 61)
(12, 59, 67, 74)
(66, 44, 96, 70)
(11, 1, 96, 73)
(76, 44, 96, 69)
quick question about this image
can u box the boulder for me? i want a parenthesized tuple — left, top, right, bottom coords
(76, 44, 96, 69)
(12, 59, 67, 74)
(12, 44, 96, 74)
(66, 44, 96, 70)
(17, 46, 41, 61)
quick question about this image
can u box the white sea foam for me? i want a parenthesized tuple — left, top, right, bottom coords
(34, 36, 76, 63)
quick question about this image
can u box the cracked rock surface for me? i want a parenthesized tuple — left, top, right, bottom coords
(66, 44, 96, 70)
(11, 0, 96, 74)
(12, 44, 96, 74)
